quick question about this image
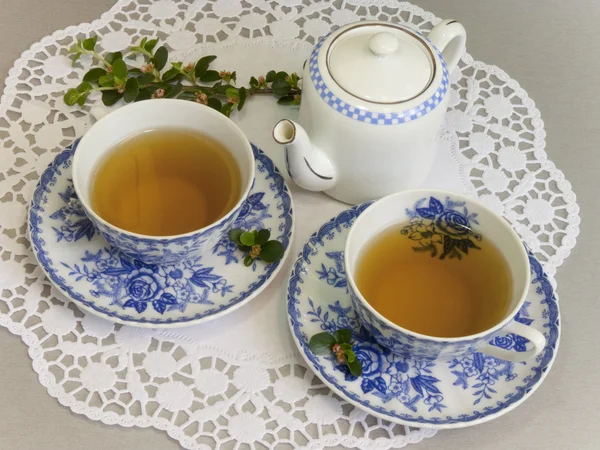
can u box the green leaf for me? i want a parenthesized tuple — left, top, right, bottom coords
(123, 78, 139, 103)
(137, 73, 155, 85)
(70, 53, 81, 67)
(225, 87, 238, 99)
(265, 70, 276, 82)
(221, 102, 234, 117)
(344, 349, 356, 363)
(333, 329, 352, 344)
(177, 91, 197, 101)
(237, 86, 247, 111)
(212, 83, 230, 95)
(144, 39, 158, 52)
(272, 78, 291, 97)
(206, 97, 221, 112)
(256, 229, 270, 246)
(76, 92, 90, 106)
(339, 343, 352, 351)
(238, 245, 251, 252)
(346, 358, 362, 377)
(166, 83, 183, 98)
(64, 88, 80, 106)
(102, 90, 122, 106)
(194, 55, 217, 78)
(82, 35, 97, 51)
(277, 95, 299, 105)
(230, 71, 237, 84)
(83, 68, 106, 83)
(244, 255, 253, 267)
(162, 67, 181, 82)
(240, 231, 255, 246)
(228, 229, 245, 246)
(67, 44, 80, 54)
(308, 332, 336, 355)
(259, 240, 284, 263)
(98, 73, 115, 87)
(136, 88, 152, 101)
(105, 51, 123, 65)
(139, 37, 148, 48)
(249, 76, 258, 87)
(112, 59, 128, 82)
(76, 82, 93, 93)
(275, 71, 288, 80)
(153, 46, 168, 71)
(200, 70, 221, 82)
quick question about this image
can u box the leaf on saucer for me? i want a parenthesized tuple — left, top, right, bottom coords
(256, 229, 270, 245)
(259, 240, 284, 263)
(347, 358, 362, 377)
(308, 332, 336, 355)
(240, 231, 255, 246)
(228, 228, 245, 246)
(333, 328, 352, 344)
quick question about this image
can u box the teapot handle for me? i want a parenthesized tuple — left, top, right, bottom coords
(428, 19, 467, 73)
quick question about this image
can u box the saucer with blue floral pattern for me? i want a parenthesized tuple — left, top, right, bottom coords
(287, 203, 560, 429)
(29, 139, 293, 328)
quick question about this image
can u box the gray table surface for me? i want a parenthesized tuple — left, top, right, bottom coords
(0, 1, 597, 449)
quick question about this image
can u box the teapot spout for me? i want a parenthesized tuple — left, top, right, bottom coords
(273, 119, 336, 192)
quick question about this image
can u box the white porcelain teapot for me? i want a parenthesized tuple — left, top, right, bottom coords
(273, 19, 466, 205)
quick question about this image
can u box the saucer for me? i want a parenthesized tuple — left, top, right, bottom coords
(287, 203, 560, 429)
(29, 139, 294, 327)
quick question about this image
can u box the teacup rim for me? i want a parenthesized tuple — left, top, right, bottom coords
(343, 188, 532, 343)
(72, 99, 255, 242)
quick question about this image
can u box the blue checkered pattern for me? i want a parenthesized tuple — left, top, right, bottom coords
(309, 36, 449, 125)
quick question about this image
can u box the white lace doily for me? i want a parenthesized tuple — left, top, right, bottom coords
(0, 1, 579, 449)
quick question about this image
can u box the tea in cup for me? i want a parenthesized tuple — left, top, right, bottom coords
(344, 190, 546, 361)
(73, 100, 255, 265)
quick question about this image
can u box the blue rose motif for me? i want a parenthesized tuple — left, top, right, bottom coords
(491, 335, 514, 350)
(436, 210, 471, 237)
(127, 272, 161, 302)
(354, 344, 383, 377)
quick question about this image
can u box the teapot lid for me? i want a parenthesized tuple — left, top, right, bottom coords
(327, 23, 434, 104)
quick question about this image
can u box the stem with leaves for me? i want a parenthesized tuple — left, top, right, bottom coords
(228, 228, 284, 267)
(64, 35, 301, 116)
(309, 329, 363, 377)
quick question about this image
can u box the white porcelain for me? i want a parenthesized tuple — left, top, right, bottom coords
(344, 190, 546, 362)
(273, 19, 467, 204)
(73, 100, 255, 265)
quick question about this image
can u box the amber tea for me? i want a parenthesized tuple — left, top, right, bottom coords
(355, 222, 512, 338)
(91, 129, 241, 236)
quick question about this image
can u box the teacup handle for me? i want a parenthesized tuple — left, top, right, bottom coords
(428, 19, 467, 72)
(478, 322, 546, 362)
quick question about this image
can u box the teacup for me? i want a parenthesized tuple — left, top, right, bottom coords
(73, 100, 255, 265)
(344, 189, 546, 361)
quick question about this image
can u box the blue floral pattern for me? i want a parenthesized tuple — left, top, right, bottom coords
(315, 251, 347, 290)
(307, 298, 446, 413)
(61, 248, 233, 314)
(401, 196, 481, 259)
(49, 183, 96, 243)
(287, 203, 560, 426)
(29, 140, 293, 325)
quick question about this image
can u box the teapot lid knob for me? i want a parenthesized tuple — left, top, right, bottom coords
(368, 32, 399, 56)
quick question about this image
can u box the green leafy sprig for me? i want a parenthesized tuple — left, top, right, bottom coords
(309, 329, 362, 377)
(64, 36, 301, 116)
(228, 228, 285, 267)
